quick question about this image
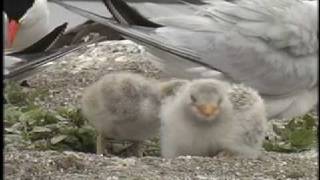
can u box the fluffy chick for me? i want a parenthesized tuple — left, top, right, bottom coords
(160, 79, 267, 158)
(81, 72, 186, 156)
(224, 84, 268, 158)
(81, 73, 161, 156)
(160, 79, 234, 158)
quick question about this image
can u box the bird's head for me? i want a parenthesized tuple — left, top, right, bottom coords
(4, 0, 48, 47)
(182, 80, 231, 123)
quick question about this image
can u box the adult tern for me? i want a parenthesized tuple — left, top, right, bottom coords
(4, 0, 50, 53)
(52, 0, 318, 119)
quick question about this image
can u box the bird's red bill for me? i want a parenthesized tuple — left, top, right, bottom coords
(8, 20, 20, 47)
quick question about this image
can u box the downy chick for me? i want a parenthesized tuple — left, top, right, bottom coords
(160, 79, 267, 158)
(160, 79, 234, 158)
(224, 84, 268, 158)
(81, 72, 186, 156)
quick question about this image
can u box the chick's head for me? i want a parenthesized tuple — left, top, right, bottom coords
(183, 80, 231, 123)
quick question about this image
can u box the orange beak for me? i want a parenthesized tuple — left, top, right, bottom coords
(8, 20, 20, 47)
(196, 104, 219, 117)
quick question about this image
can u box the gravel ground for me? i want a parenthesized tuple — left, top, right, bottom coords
(4, 40, 319, 179)
(4, 149, 318, 180)
(28, 40, 161, 110)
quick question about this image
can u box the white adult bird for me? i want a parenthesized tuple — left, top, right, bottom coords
(4, 0, 50, 53)
(160, 79, 267, 158)
(52, 0, 318, 119)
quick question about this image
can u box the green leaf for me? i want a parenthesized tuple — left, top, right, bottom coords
(286, 118, 299, 130)
(4, 105, 23, 126)
(5, 122, 23, 134)
(43, 112, 60, 124)
(265, 113, 317, 153)
(32, 126, 52, 133)
(51, 135, 68, 145)
(303, 114, 316, 129)
(4, 82, 29, 106)
(289, 129, 314, 148)
(19, 108, 45, 125)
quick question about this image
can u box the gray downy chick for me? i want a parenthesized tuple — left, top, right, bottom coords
(160, 79, 267, 159)
(160, 79, 235, 158)
(81, 72, 187, 156)
(223, 84, 268, 159)
(81, 72, 161, 156)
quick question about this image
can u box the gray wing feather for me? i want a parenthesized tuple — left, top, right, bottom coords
(150, 27, 317, 95)
(52, 0, 318, 112)
(119, 0, 318, 96)
(198, 0, 318, 55)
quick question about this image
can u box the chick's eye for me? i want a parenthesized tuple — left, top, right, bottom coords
(190, 95, 197, 102)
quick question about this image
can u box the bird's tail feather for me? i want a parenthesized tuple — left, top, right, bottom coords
(5, 36, 105, 81)
(102, 0, 162, 27)
(102, 0, 208, 26)
(51, 0, 220, 74)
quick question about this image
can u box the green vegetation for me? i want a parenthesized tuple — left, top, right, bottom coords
(4, 81, 316, 155)
(4, 81, 96, 153)
(263, 114, 318, 153)
(4, 81, 161, 156)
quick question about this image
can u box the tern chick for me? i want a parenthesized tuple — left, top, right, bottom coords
(160, 79, 267, 158)
(160, 79, 233, 158)
(81, 72, 186, 156)
(225, 84, 268, 158)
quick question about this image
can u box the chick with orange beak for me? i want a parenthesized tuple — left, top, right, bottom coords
(181, 79, 231, 124)
(4, 0, 49, 52)
(160, 79, 235, 158)
(189, 85, 223, 122)
(160, 79, 267, 159)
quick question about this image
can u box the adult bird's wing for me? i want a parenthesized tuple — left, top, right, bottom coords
(122, 0, 208, 24)
(52, 0, 318, 118)
(106, 0, 228, 31)
(54, 0, 318, 95)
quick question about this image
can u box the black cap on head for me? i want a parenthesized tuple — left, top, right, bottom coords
(4, 0, 35, 21)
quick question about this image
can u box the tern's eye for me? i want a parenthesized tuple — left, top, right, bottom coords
(190, 94, 197, 103)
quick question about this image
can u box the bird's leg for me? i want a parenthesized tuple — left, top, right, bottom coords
(215, 150, 235, 159)
(96, 132, 107, 155)
(119, 141, 145, 157)
(130, 141, 145, 157)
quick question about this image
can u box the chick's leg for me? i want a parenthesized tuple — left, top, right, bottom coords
(215, 150, 235, 159)
(119, 141, 145, 157)
(130, 141, 145, 157)
(96, 132, 107, 155)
